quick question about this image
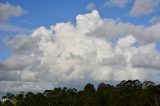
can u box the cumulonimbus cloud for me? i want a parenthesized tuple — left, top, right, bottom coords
(1, 10, 160, 94)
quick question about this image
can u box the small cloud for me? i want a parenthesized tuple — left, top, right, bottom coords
(150, 16, 160, 25)
(104, 0, 160, 17)
(0, 2, 27, 22)
(85, 2, 96, 11)
(103, 0, 129, 8)
(129, 0, 160, 17)
(0, 2, 29, 34)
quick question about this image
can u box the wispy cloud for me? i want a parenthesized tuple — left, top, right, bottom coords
(0, 2, 26, 21)
(104, 0, 129, 8)
(129, 0, 160, 16)
(150, 16, 160, 25)
(103, 0, 160, 17)
(0, 23, 29, 33)
(86, 2, 96, 11)
(0, 2, 29, 33)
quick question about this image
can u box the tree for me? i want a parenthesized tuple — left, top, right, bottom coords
(116, 80, 142, 92)
(43, 90, 52, 96)
(97, 83, 114, 91)
(3, 100, 14, 106)
(35, 93, 47, 106)
(24, 92, 35, 106)
(83, 83, 95, 94)
(143, 80, 155, 89)
(0, 101, 2, 106)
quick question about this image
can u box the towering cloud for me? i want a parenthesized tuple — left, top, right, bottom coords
(1, 10, 160, 94)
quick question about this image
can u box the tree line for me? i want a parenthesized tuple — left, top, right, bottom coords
(1, 80, 160, 106)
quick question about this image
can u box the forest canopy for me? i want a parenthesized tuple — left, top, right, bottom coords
(1, 80, 160, 106)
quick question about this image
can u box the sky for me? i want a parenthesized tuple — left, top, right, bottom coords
(0, 0, 160, 95)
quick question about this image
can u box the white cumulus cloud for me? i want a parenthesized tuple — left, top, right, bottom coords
(1, 10, 160, 94)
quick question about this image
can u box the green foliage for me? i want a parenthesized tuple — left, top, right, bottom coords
(83, 83, 96, 94)
(0, 101, 2, 106)
(1, 80, 160, 106)
(3, 100, 14, 106)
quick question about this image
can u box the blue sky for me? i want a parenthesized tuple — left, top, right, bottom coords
(0, 0, 160, 94)
(0, 0, 159, 29)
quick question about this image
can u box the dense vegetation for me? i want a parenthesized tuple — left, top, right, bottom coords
(1, 80, 160, 106)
